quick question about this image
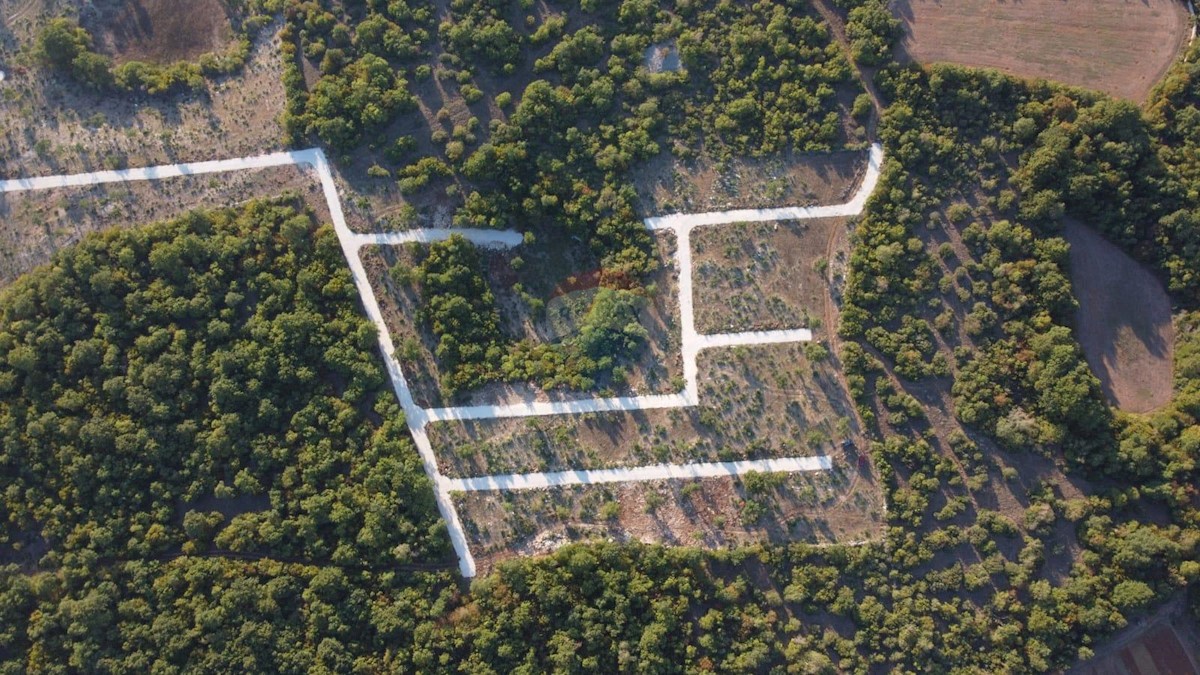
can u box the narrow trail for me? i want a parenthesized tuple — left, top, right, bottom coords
(0, 138, 887, 578)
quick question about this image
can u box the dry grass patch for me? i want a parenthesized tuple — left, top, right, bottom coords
(454, 463, 884, 576)
(692, 217, 848, 333)
(84, 0, 235, 65)
(1064, 221, 1174, 413)
(427, 342, 862, 477)
(633, 148, 867, 216)
(362, 229, 682, 408)
(892, 0, 1190, 101)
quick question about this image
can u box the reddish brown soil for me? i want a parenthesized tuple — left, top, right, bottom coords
(892, 0, 1190, 101)
(87, 0, 235, 64)
(1064, 221, 1174, 413)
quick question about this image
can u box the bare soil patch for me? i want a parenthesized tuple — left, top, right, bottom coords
(693, 217, 847, 333)
(361, 229, 683, 408)
(892, 0, 1190, 101)
(632, 148, 867, 216)
(84, 0, 235, 65)
(455, 460, 884, 576)
(0, 164, 327, 286)
(427, 343, 862, 477)
(1064, 221, 1174, 413)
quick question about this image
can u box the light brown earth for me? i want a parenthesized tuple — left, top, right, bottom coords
(692, 218, 847, 333)
(454, 457, 884, 576)
(1064, 221, 1174, 413)
(892, 0, 1191, 101)
(85, 0, 235, 64)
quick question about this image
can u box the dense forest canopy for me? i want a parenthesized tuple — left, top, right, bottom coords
(0, 198, 448, 569)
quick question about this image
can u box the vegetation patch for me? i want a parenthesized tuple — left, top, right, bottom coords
(892, 0, 1190, 101)
(633, 147, 867, 215)
(34, 0, 272, 94)
(0, 166, 327, 288)
(0, 25, 288, 183)
(1065, 220, 1174, 413)
(361, 229, 682, 405)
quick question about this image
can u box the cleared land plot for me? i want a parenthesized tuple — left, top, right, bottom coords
(892, 0, 1190, 101)
(633, 149, 866, 217)
(1065, 221, 1174, 413)
(0, 164, 326, 286)
(455, 463, 883, 575)
(84, 0, 235, 64)
(427, 343, 861, 478)
(692, 218, 846, 333)
(361, 229, 683, 408)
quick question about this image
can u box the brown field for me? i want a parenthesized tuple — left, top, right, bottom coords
(633, 149, 867, 217)
(1072, 603, 1200, 675)
(693, 218, 847, 334)
(892, 0, 1190, 101)
(361, 229, 683, 408)
(85, 0, 235, 64)
(0, 165, 327, 286)
(427, 342, 862, 478)
(1065, 221, 1174, 413)
(455, 460, 884, 575)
